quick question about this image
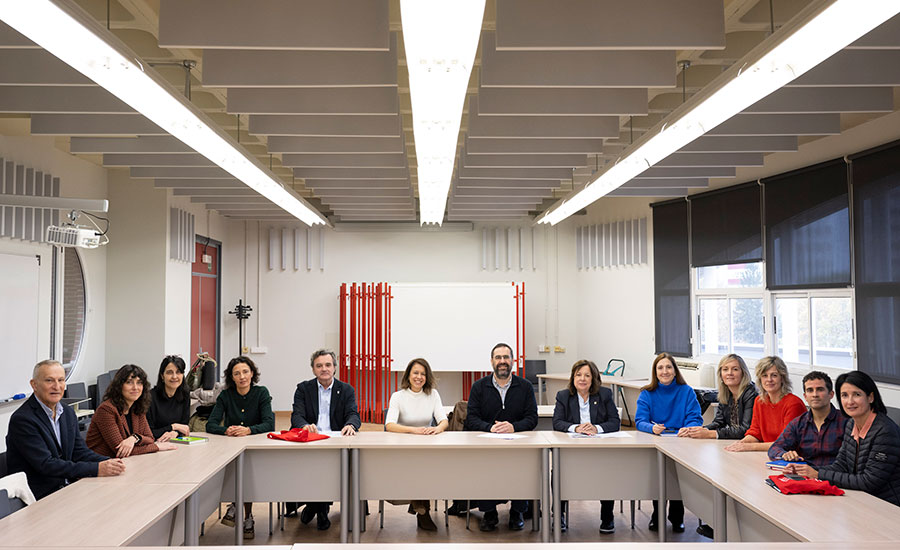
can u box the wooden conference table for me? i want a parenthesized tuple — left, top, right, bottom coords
(2, 430, 900, 546)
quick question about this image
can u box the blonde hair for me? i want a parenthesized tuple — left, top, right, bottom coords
(754, 356, 792, 402)
(716, 354, 752, 405)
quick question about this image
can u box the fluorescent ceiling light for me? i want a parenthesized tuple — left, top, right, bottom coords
(537, 0, 900, 226)
(401, 0, 485, 224)
(0, 0, 327, 227)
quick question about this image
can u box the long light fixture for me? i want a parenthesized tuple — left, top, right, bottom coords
(0, 0, 327, 227)
(401, 0, 485, 225)
(537, 0, 900, 226)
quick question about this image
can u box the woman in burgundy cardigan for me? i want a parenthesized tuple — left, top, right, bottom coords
(86, 365, 177, 458)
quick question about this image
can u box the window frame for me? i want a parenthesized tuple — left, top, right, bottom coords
(691, 262, 856, 374)
(58, 247, 88, 379)
(770, 287, 856, 373)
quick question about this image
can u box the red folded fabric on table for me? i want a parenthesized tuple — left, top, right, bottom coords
(267, 428, 330, 442)
(768, 474, 844, 495)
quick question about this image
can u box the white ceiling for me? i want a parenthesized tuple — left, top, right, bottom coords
(1, 0, 898, 224)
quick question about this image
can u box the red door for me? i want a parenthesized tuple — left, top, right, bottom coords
(191, 240, 219, 364)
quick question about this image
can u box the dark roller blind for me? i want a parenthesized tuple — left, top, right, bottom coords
(690, 182, 762, 267)
(850, 140, 900, 385)
(763, 159, 851, 289)
(652, 199, 691, 357)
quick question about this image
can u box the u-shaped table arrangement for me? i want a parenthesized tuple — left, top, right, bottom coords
(2, 430, 899, 547)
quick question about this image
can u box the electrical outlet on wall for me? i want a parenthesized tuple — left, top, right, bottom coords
(250, 346, 268, 354)
(554, 346, 566, 353)
(241, 346, 250, 354)
(538, 345, 551, 353)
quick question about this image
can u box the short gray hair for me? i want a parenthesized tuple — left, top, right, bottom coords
(310, 349, 337, 368)
(33, 359, 63, 380)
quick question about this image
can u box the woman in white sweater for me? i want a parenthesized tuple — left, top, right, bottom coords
(384, 358, 448, 529)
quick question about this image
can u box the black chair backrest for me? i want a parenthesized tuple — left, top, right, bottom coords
(887, 406, 900, 428)
(65, 382, 87, 399)
(0, 451, 7, 478)
(0, 488, 26, 519)
(96, 372, 112, 403)
(522, 359, 546, 386)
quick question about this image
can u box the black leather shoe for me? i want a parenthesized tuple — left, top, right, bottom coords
(299, 505, 315, 525)
(648, 517, 658, 531)
(316, 511, 331, 531)
(447, 500, 471, 517)
(697, 524, 714, 539)
(508, 510, 525, 531)
(559, 512, 568, 533)
(672, 522, 685, 533)
(599, 519, 615, 534)
(479, 511, 499, 532)
(284, 502, 298, 518)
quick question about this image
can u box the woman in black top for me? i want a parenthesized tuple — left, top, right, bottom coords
(681, 354, 758, 440)
(786, 371, 900, 507)
(147, 355, 191, 441)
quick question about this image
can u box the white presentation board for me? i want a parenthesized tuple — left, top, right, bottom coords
(0, 252, 40, 400)
(389, 282, 518, 372)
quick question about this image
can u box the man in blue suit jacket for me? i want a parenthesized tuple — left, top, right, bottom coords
(6, 360, 125, 500)
(286, 349, 361, 530)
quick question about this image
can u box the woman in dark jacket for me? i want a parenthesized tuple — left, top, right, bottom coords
(681, 354, 758, 440)
(552, 359, 620, 534)
(147, 355, 191, 441)
(786, 371, 900, 507)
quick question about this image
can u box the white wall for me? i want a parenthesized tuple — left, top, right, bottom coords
(220, 221, 578, 410)
(571, 197, 659, 379)
(104, 169, 168, 372)
(0, 135, 108, 451)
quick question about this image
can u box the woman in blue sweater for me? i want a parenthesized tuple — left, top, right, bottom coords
(635, 352, 703, 533)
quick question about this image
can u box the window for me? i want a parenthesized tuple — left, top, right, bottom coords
(61, 247, 86, 377)
(695, 262, 765, 361)
(774, 292, 853, 370)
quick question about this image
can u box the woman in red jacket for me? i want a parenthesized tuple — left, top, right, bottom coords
(86, 365, 177, 457)
(725, 356, 806, 453)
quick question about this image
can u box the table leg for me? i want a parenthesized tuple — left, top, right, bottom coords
(341, 448, 349, 544)
(538, 380, 544, 405)
(185, 491, 199, 545)
(235, 451, 244, 546)
(352, 448, 361, 543)
(552, 447, 561, 542)
(657, 451, 666, 543)
(714, 489, 727, 542)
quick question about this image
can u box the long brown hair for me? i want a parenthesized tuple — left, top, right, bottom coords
(104, 364, 151, 415)
(641, 353, 687, 392)
(400, 358, 437, 395)
(566, 359, 602, 395)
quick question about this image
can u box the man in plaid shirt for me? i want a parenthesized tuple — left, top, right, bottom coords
(768, 371, 848, 468)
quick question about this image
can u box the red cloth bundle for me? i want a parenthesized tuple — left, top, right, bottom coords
(267, 428, 330, 442)
(767, 474, 844, 496)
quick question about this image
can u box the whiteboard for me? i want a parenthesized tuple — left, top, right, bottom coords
(389, 282, 517, 372)
(0, 252, 40, 400)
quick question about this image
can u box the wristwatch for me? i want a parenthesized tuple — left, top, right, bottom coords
(132, 433, 142, 443)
